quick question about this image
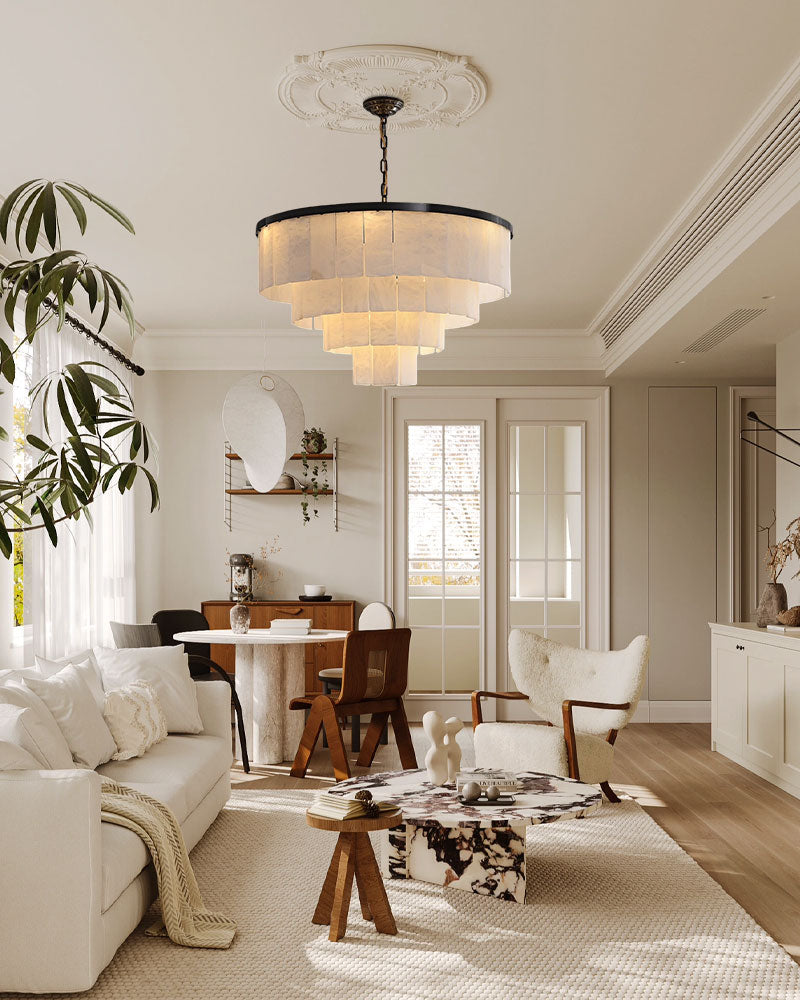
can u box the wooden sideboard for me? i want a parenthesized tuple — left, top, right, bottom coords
(710, 621, 800, 799)
(202, 600, 355, 693)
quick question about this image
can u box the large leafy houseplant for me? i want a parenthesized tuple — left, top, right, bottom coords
(0, 179, 158, 557)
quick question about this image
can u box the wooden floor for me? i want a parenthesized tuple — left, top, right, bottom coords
(231, 722, 800, 962)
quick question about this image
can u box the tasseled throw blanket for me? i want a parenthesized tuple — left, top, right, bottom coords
(100, 780, 236, 949)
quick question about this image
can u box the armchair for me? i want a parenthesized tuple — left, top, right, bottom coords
(472, 631, 649, 801)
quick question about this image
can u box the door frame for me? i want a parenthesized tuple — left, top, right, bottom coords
(728, 385, 776, 623)
(382, 386, 610, 718)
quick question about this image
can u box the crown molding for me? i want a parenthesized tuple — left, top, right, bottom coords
(133, 328, 605, 373)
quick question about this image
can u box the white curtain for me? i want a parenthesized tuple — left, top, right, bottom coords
(28, 316, 136, 658)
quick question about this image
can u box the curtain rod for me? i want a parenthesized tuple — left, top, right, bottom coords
(43, 297, 145, 376)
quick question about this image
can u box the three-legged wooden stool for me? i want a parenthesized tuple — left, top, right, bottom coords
(306, 809, 402, 941)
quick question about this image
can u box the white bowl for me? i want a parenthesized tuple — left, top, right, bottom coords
(303, 585, 326, 597)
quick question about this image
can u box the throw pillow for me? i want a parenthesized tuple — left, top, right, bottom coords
(0, 740, 43, 771)
(35, 650, 105, 709)
(0, 703, 50, 768)
(93, 644, 202, 734)
(0, 673, 74, 769)
(103, 681, 168, 760)
(24, 665, 117, 769)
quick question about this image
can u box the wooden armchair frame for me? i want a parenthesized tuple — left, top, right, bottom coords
(471, 690, 631, 802)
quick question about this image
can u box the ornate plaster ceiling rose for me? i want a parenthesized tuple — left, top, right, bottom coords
(277, 44, 487, 133)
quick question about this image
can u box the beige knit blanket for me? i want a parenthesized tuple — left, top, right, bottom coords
(100, 780, 236, 949)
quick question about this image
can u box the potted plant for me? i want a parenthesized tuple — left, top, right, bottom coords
(757, 512, 800, 625)
(0, 179, 159, 554)
(299, 427, 329, 525)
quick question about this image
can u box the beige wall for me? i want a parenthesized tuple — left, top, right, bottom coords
(134, 369, 767, 707)
(776, 331, 800, 607)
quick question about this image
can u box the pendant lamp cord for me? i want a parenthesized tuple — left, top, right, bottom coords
(379, 115, 389, 202)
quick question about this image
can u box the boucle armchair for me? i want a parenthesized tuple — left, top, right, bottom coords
(472, 631, 649, 802)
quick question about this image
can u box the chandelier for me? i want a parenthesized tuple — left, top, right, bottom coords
(256, 95, 512, 386)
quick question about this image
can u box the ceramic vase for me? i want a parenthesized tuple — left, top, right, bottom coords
(756, 582, 788, 627)
(230, 602, 251, 634)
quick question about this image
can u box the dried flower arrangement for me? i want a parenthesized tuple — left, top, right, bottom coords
(759, 511, 800, 583)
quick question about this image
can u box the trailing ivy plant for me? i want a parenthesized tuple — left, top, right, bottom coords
(0, 179, 158, 557)
(299, 427, 328, 525)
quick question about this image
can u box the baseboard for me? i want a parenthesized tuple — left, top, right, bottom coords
(633, 700, 711, 723)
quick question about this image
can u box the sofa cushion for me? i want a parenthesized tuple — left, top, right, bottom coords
(96, 733, 230, 911)
(0, 672, 74, 769)
(24, 665, 117, 769)
(0, 704, 50, 769)
(35, 651, 105, 710)
(103, 681, 167, 760)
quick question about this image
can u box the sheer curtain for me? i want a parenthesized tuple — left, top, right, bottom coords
(27, 316, 136, 658)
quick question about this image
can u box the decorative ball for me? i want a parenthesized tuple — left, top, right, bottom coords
(485, 785, 501, 801)
(362, 800, 380, 819)
(355, 790, 373, 802)
(461, 781, 482, 802)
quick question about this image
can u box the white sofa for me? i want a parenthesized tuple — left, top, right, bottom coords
(0, 680, 232, 994)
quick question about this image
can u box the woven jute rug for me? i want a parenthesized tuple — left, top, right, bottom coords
(20, 788, 800, 999)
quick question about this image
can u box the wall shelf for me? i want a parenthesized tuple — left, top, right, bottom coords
(224, 438, 338, 531)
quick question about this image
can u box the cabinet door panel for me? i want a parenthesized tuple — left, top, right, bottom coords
(744, 654, 782, 770)
(714, 647, 744, 753)
(782, 661, 800, 781)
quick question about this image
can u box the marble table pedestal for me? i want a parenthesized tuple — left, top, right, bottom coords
(330, 768, 602, 904)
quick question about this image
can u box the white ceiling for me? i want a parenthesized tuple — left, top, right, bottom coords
(2, 0, 800, 372)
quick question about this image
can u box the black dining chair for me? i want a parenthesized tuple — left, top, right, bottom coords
(151, 609, 250, 772)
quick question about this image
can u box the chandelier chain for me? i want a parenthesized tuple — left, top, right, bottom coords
(379, 115, 389, 202)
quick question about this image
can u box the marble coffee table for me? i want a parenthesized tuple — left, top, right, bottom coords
(330, 769, 601, 903)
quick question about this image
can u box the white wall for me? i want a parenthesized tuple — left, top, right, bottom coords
(776, 330, 800, 607)
(133, 368, 762, 718)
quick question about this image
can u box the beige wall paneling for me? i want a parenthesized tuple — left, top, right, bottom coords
(648, 386, 717, 703)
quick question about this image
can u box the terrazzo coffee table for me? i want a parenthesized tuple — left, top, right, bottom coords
(330, 769, 601, 903)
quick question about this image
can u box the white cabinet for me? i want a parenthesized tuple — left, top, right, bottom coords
(710, 622, 800, 798)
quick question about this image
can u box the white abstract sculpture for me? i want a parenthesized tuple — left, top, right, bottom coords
(444, 716, 464, 782)
(222, 373, 305, 494)
(422, 711, 449, 785)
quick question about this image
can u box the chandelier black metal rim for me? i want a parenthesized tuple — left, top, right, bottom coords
(255, 202, 513, 238)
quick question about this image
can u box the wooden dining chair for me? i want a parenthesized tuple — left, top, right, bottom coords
(289, 627, 417, 781)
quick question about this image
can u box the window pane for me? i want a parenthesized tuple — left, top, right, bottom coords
(547, 425, 582, 492)
(547, 495, 582, 559)
(510, 494, 544, 559)
(408, 597, 442, 626)
(547, 600, 581, 627)
(547, 561, 581, 600)
(408, 425, 443, 492)
(408, 629, 442, 693)
(445, 596, 480, 626)
(546, 628, 581, 648)
(509, 599, 545, 627)
(444, 496, 481, 560)
(408, 495, 442, 559)
(444, 629, 480, 692)
(509, 560, 545, 599)
(408, 560, 443, 591)
(445, 425, 480, 492)
(509, 424, 545, 492)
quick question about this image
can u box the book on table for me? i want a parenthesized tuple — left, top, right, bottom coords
(308, 792, 396, 820)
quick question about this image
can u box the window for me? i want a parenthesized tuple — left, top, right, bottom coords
(508, 423, 584, 648)
(406, 423, 482, 694)
(11, 332, 32, 629)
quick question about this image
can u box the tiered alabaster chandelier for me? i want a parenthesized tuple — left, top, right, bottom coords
(256, 95, 512, 386)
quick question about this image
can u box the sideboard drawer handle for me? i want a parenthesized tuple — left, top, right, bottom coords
(275, 608, 303, 615)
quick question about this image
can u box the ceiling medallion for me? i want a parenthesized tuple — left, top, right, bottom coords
(258, 48, 511, 387)
(277, 43, 487, 133)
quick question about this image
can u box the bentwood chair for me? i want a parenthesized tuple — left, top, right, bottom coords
(150, 609, 250, 773)
(290, 627, 417, 781)
(471, 630, 649, 802)
(318, 602, 396, 751)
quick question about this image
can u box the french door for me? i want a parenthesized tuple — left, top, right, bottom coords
(385, 388, 608, 721)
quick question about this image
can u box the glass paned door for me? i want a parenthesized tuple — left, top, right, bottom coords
(406, 423, 482, 695)
(508, 423, 584, 649)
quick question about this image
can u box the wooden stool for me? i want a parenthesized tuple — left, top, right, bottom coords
(306, 808, 402, 941)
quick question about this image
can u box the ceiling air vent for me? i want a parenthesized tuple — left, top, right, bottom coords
(599, 95, 800, 351)
(683, 307, 766, 353)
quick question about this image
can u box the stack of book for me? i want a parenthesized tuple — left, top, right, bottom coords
(307, 791, 395, 820)
(269, 618, 312, 636)
(455, 770, 520, 795)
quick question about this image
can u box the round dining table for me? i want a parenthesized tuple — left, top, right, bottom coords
(173, 628, 348, 765)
